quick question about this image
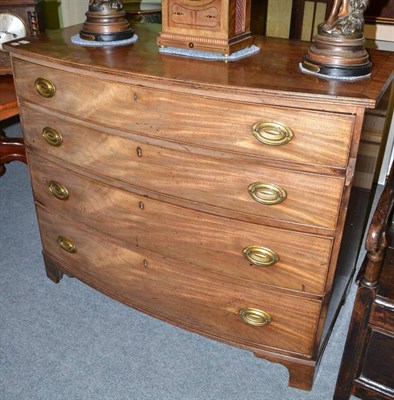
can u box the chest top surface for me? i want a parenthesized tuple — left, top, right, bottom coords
(5, 23, 394, 111)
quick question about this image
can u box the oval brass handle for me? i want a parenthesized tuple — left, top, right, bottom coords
(239, 308, 272, 327)
(34, 77, 56, 98)
(243, 246, 279, 267)
(42, 127, 63, 146)
(57, 236, 77, 253)
(48, 181, 69, 200)
(248, 183, 287, 205)
(252, 121, 293, 146)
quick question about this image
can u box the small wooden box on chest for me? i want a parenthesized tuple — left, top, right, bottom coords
(157, 0, 253, 54)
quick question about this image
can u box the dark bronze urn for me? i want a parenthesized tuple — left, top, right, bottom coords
(80, 0, 134, 42)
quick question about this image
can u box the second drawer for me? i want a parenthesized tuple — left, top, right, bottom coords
(23, 105, 345, 231)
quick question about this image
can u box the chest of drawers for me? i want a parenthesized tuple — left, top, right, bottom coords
(7, 23, 394, 391)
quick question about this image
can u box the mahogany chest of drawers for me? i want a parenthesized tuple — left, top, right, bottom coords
(6, 23, 394, 391)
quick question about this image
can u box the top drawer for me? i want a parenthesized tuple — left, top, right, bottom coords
(13, 59, 355, 169)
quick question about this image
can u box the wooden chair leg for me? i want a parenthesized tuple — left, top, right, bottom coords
(0, 129, 27, 176)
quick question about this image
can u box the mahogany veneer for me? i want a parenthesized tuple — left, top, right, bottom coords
(5, 23, 394, 391)
(0, 75, 26, 176)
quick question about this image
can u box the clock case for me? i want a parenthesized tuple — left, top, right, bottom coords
(157, 0, 253, 55)
(0, 0, 44, 74)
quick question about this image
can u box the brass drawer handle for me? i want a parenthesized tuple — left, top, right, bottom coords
(57, 236, 77, 253)
(239, 308, 272, 327)
(243, 246, 279, 267)
(42, 127, 63, 146)
(48, 181, 69, 200)
(34, 77, 56, 98)
(248, 183, 287, 205)
(252, 121, 293, 146)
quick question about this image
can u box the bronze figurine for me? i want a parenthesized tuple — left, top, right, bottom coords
(320, 0, 368, 37)
(80, 0, 134, 42)
(88, 1, 123, 12)
(323, 0, 351, 31)
(302, 0, 371, 78)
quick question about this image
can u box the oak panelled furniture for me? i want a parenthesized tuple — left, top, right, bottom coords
(0, 75, 26, 176)
(5, 23, 394, 391)
(334, 166, 394, 400)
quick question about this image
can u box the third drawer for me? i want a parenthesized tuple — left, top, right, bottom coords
(29, 151, 334, 295)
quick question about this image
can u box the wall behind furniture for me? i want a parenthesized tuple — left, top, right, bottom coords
(43, 0, 61, 30)
(59, 0, 89, 28)
(265, 0, 326, 41)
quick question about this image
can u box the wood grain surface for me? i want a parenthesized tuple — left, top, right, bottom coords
(36, 204, 322, 357)
(0, 75, 18, 120)
(6, 24, 394, 112)
(8, 22, 394, 391)
(23, 106, 346, 231)
(13, 60, 356, 169)
(28, 151, 333, 295)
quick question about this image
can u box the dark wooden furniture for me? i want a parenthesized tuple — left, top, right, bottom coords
(323, 0, 394, 25)
(5, 23, 394, 391)
(326, 0, 394, 26)
(289, 0, 329, 40)
(364, 0, 394, 25)
(288, 0, 380, 41)
(250, 0, 268, 35)
(0, 75, 26, 176)
(0, 75, 18, 120)
(334, 167, 394, 399)
(124, 1, 162, 24)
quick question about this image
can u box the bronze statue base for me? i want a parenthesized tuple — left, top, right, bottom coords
(303, 32, 371, 78)
(80, 9, 134, 42)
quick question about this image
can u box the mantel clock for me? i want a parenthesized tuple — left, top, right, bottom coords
(0, 0, 44, 74)
(157, 0, 253, 55)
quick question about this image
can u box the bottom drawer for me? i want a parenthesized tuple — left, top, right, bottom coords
(36, 205, 322, 357)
